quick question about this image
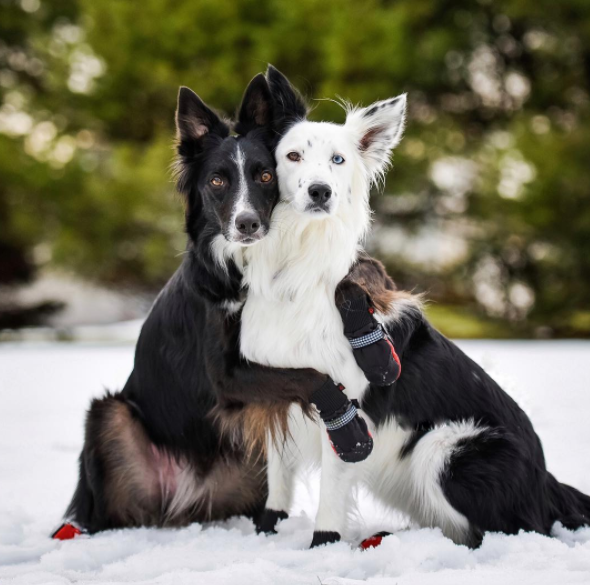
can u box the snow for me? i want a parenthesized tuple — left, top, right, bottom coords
(1, 340, 590, 584)
(5, 272, 151, 329)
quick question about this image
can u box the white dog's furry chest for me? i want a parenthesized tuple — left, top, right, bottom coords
(240, 291, 368, 396)
(238, 205, 369, 398)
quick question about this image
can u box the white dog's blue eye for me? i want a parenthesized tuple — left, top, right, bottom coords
(332, 154, 345, 165)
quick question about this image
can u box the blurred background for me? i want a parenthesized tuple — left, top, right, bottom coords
(1, 0, 589, 340)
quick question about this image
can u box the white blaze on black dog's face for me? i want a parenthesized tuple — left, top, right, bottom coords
(266, 66, 407, 220)
(175, 75, 278, 245)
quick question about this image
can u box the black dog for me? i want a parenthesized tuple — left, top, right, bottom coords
(56, 75, 318, 535)
(338, 259, 590, 546)
(56, 73, 371, 538)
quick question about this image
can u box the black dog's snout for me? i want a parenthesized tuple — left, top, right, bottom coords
(308, 183, 332, 205)
(235, 212, 261, 236)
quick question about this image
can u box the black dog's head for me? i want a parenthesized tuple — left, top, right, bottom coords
(175, 74, 278, 246)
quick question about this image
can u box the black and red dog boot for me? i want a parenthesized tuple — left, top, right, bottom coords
(359, 531, 392, 550)
(52, 521, 85, 540)
(339, 295, 401, 386)
(310, 379, 373, 463)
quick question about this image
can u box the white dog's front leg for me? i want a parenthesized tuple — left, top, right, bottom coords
(266, 433, 297, 511)
(311, 427, 357, 547)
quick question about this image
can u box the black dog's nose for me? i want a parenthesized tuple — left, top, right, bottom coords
(308, 183, 332, 204)
(235, 212, 261, 236)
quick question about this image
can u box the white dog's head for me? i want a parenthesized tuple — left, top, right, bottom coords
(267, 66, 407, 221)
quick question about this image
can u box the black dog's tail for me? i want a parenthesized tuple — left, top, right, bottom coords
(547, 474, 590, 530)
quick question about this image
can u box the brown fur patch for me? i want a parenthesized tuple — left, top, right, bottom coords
(92, 397, 267, 528)
(337, 254, 423, 318)
(200, 457, 266, 522)
(212, 399, 317, 458)
(212, 403, 291, 457)
(97, 399, 162, 527)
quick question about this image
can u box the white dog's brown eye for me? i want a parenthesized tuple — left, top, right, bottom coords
(287, 152, 301, 162)
(260, 171, 273, 183)
(210, 175, 224, 187)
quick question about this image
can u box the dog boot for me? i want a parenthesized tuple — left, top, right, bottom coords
(310, 379, 373, 463)
(52, 521, 86, 540)
(339, 294, 401, 386)
(359, 531, 392, 550)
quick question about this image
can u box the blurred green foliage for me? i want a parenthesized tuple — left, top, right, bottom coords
(1, 0, 590, 336)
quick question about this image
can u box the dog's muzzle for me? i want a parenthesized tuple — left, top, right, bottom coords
(231, 212, 266, 245)
(306, 182, 332, 213)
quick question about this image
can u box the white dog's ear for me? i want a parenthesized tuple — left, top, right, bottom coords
(345, 94, 407, 179)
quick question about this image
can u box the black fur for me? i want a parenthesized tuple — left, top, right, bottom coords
(256, 509, 288, 535)
(266, 65, 308, 139)
(398, 422, 432, 459)
(176, 76, 278, 253)
(310, 531, 341, 548)
(62, 75, 326, 534)
(339, 264, 590, 542)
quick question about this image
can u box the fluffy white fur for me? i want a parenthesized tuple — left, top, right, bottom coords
(234, 95, 479, 544)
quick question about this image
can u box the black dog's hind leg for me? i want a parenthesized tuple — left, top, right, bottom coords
(441, 427, 550, 544)
(57, 393, 164, 536)
(59, 395, 123, 535)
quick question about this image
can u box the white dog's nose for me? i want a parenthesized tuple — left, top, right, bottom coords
(308, 183, 332, 210)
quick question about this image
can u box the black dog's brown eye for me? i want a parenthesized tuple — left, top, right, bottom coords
(287, 152, 301, 162)
(260, 171, 273, 183)
(210, 175, 224, 187)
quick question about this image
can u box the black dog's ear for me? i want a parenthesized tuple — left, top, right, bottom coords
(266, 65, 308, 134)
(235, 74, 273, 136)
(176, 86, 229, 144)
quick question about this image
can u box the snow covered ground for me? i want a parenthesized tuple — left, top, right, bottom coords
(1, 339, 590, 584)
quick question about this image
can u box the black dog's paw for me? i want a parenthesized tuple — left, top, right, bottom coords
(256, 509, 288, 535)
(310, 530, 341, 548)
(334, 435, 374, 463)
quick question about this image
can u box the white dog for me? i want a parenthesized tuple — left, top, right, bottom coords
(229, 69, 590, 549)
(236, 72, 439, 547)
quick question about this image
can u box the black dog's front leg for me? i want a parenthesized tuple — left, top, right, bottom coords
(204, 307, 374, 535)
(336, 281, 402, 388)
(205, 307, 328, 408)
(339, 291, 402, 386)
(207, 309, 374, 463)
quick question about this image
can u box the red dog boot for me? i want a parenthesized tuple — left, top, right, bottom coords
(52, 522, 85, 540)
(359, 531, 392, 550)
